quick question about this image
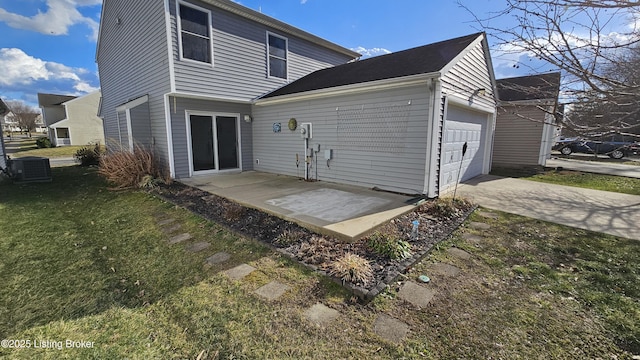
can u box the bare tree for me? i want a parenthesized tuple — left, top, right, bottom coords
(463, 0, 640, 138)
(6, 101, 40, 137)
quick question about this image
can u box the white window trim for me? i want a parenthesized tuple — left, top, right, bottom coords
(176, 0, 214, 66)
(266, 31, 288, 80)
(185, 110, 242, 177)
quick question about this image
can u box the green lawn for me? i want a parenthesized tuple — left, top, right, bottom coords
(0, 167, 637, 358)
(492, 167, 640, 195)
(5, 136, 87, 158)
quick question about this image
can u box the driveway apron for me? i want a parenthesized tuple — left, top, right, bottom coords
(456, 175, 640, 241)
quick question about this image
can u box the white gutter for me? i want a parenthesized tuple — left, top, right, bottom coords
(254, 72, 440, 106)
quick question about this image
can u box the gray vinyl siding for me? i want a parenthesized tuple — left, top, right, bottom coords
(130, 104, 153, 148)
(97, 0, 172, 165)
(41, 106, 66, 126)
(169, 97, 252, 178)
(493, 104, 546, 166)
(441, 40, 495, 112)
(169, 0, 354, 100)
(252, 85, 431, 194)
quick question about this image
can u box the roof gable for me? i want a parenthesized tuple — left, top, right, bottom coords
(496, 72, 561, 102)
(261, 32, 484, 99)
(37, 93, 77, 107)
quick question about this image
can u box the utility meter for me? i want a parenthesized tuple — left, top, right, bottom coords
(300, 123, 312, 139)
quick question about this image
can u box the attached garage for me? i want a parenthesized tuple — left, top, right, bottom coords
(253, 33, 497, 197)
(440, 104, 491, 192)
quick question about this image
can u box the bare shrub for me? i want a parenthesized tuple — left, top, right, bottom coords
(274, 229, 306, 246)
(222, 203, 246, 222)
(98, 142, 170, 190)
(298, 236, 333, 265)
(328, 253, 373, 286)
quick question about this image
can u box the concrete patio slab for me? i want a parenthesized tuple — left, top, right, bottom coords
(397, 281, 435, 308)
(303, 303, 339, 326)
(254, 281, 290, 301)
(469, 222, 491, 230)
(224, 264, 256, 281)
(373, 314, 410, 343)
(457, 175, 640, 240)
(180, 171, 417, 241)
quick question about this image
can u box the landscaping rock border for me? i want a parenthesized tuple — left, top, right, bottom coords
(154, 182, 475, 301)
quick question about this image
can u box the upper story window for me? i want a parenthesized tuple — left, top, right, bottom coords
(178, 2, 212, 64)
(267, 32, 288, 79)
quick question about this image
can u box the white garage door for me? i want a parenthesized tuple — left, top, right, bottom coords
(440, 105, 489, 192)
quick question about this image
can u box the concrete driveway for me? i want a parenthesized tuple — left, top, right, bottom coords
(456, 175, 640, 240)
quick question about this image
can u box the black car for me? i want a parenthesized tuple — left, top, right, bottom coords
(553, 135, 639, 159)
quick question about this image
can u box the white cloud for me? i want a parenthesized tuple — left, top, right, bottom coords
(0, 0, 101, 41)
(0, 48, 98, 94)
(350, 46, 392, 59)
(301, 0, 308, 4)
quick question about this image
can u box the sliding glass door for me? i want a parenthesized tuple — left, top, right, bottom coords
(189, 113, 239, 174)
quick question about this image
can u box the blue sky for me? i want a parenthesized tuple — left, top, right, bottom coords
(0, 0, 631, 109)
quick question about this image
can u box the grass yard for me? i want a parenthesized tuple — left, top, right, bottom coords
(0, 167, 638, 359)
(493, 167, 640, 195)
(5, 136, 86, 158)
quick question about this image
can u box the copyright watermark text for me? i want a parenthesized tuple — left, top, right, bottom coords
(1, 339, 95, 350)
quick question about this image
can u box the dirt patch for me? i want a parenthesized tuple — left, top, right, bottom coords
(154, 182, 475, 300)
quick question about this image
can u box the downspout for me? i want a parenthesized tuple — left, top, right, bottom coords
(424, 77, 441, 198)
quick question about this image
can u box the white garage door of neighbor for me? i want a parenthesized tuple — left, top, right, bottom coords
(440, 105, 488, 191)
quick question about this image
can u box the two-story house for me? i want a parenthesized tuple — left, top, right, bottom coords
(97, 0, 497, 197)
(38, 91, 105, 146)
(97, 0, 358, 178)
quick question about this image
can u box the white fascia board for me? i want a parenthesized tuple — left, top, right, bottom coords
(254, 73, 440, 106)
(164, 0, 176, 93)
(116, 94, 150, 112)
(446, 93, 496, 114)
(168, 91, 252, 104)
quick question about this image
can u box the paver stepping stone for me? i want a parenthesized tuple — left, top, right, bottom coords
(462, 233, 483, 243)
(162, 223, 181, 234)
(470, 222, 491, 230)
(157, 218, 176, 226)
(185, 242, 211, 253)
(447, 247, 471, 260)
(477, 211, 499, 219)
(428, 263, 461, 277)
(303, 303, 339, 326)
(206, 252, 231, 265)
(224, 264, 256, 281)
(397, 281, 436, 308)
(373, 314, 409, 343)
(168, 233, 192, 245)
(254, 281, 290, 301)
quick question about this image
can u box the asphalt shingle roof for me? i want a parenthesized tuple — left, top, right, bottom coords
(496, 72, 561, 102)
(261, 32, 483, 99)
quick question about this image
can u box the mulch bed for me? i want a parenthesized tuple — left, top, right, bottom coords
(154, 181, 476, 300)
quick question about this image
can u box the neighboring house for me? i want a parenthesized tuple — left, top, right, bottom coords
(97, 0, 497, 197)
(38, 91, 105, 146)
(0, 98, 8, 171)
(493, 72, 561, 168)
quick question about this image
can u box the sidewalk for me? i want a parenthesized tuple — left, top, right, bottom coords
(456, 175, 640, 240)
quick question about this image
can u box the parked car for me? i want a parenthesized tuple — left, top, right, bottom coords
(552, 135, 639, 159)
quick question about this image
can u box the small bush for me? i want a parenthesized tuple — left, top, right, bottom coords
(367, 232, 413, 260)
(74, 143, 103, 166)
(98, 143, 170, 190)
(35, 137, 52, 148)
(420, 197, 472, 218)
(222, 203, 246, 222)
(274, 229, 306, 246)
(328, 253, 373, 286)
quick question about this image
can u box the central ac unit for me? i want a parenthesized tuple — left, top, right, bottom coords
(10, 156, 52, 182)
